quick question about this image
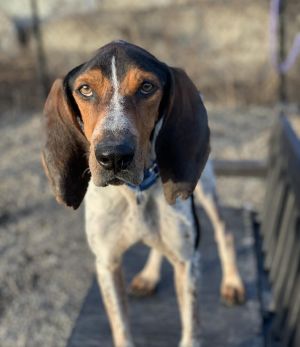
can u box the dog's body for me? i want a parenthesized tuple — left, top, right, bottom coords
(42, 41, 244, 347)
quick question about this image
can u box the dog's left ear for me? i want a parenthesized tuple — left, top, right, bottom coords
(155, 67, 210, 204)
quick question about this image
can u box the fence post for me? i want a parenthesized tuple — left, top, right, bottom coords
(31, 0, 49, 99)
(279, 0, 287, 104)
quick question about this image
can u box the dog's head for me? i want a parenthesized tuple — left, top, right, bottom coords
(42, 40, 210, 209)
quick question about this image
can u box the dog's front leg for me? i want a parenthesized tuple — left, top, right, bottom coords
(195, 184, 245, 305)
(96, 261, 135, 347)
(173, 254, 201, 347)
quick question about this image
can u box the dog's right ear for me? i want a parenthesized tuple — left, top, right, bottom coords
(41, 77, 90, 209)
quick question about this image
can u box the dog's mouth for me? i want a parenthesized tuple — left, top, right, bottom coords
(92, 169, 144, 188)
(107, 178, 124, 186)
(109, 172, 144, 186)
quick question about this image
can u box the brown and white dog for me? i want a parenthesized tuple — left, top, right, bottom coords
(42, 41, 245, 347)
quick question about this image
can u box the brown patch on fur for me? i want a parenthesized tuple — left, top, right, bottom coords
(129, 275, 157, 297)
(122, 68, 161, 95)
(73, 66, 163, 170)
(120, 68, 163, 167)
(72, 69, 113, 141)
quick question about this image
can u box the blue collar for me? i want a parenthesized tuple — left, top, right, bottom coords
(126, 161, 159, 193)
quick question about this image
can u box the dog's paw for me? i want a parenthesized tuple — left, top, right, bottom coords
(220, 276, 245, 306)
(117, 343, 135, 347)
(128, 275, 158, 297)
(116, 343, 135, 347)
(179, 339, 201, 347)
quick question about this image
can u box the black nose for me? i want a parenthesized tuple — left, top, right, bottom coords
(95, 143, 134, 172)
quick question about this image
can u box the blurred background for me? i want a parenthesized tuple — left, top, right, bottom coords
(0, 1, 299, 346)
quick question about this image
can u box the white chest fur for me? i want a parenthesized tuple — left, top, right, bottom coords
(84, 181, 197, 266)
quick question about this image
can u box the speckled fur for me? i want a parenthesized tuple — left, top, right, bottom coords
(84, 157, 245, 347)
(85, 176, 201, 347)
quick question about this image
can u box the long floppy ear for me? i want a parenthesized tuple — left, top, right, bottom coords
(155, 67, 210, 204)
(41, 78, 90, 209)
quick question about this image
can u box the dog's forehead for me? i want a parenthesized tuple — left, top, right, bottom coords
(83, 41, 168, 83)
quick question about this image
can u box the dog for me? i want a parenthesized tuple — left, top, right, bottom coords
(42, 40, 245, 347)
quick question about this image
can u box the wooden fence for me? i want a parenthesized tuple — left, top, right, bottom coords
(261, 115, 300, 347)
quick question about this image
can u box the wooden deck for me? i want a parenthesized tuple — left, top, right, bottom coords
(67, 207, 263, 347)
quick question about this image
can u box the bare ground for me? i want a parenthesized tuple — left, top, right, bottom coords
(0, 111, 93, 347)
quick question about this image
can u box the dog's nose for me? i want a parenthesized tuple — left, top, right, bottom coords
(95, 143, 134, 172)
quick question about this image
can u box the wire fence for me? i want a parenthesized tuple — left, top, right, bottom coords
(270, 0, 300, 104)
(270, 0, 300, 73)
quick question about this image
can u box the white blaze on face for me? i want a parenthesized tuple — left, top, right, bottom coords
(100, 55, 130, 133)
(94, 55, 137, 139)
(110, 56, 123, 118)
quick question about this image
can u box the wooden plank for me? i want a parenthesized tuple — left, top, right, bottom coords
(261, 163, 281, 239)
(282, 274, 300, 346)
(263, 179, 287, 270)
(261, 119, 282, 241)
(270, 192, 295, 283)
(291, 308, 300, 347)
(212, 159, 268, 177)
(251, 211, 274, 317)
(278, 116, 300, 211)
(272, 213, 296, 308)
(66, 208, 263, 347)
(270, 208, 299, 339)
(260, 115, 300, 346)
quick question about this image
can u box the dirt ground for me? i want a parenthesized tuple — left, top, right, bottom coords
(0, 101, 283, 347)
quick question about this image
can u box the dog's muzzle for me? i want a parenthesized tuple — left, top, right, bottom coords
(95, 141, 135, 174)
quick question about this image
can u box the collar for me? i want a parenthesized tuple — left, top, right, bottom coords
(126, 161, 159, 193)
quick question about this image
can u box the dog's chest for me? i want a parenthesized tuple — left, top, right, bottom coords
(85, 181, 196, 263)
(84, 183, 160, 242)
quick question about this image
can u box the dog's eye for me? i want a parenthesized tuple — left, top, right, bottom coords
(140, 82, 155, 95)
(78, 85, 93, 97)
